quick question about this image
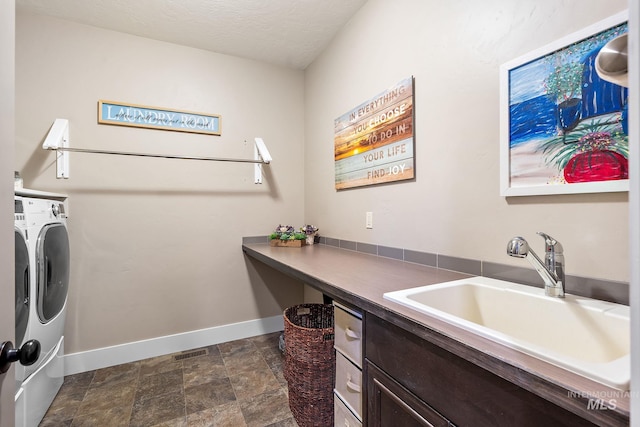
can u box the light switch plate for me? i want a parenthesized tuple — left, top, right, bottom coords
(366, 212, 373, 229)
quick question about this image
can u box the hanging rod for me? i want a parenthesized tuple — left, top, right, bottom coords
(49, 146, 268, 164)
(41, 118, 273, 183)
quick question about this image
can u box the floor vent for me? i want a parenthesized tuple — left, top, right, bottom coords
(174, 349, 207, 361)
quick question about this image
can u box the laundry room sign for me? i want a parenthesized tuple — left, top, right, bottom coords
(334, 76, 415, 190)
(98, 100, 221, 136)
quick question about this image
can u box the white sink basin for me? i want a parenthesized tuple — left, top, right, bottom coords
(383, 276, 630, 390)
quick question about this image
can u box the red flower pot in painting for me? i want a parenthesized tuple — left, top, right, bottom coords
(564, 150, 628, 183)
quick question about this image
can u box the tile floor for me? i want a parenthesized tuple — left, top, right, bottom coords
(39, 332, 299, 427)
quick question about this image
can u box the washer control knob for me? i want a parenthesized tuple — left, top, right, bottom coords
(51, 204, 59, 218)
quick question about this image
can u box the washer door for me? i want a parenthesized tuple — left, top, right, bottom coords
(36, 224, 70, 323)
(15, 228, 29, 346)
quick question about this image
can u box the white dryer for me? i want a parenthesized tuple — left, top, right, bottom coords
(15, 195, 69, 427)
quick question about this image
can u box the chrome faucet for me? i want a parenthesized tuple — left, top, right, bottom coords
(507, 232, 565, 298)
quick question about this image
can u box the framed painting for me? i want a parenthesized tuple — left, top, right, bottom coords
(500, 11, 628, 196)
(334, 77, 415, 190)
(98, 100, 221, 136)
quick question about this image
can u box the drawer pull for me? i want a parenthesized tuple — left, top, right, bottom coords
(346, 378, 361, 393)
(345, 327, 360, 340)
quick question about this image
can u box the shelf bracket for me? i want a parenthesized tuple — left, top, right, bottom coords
(254, 137, 272, 184)
(42, 118, 70, 179)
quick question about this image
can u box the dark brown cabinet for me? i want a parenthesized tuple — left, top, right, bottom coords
(364, 313, 597, 427)
(366, 360, 452, 427)
(241, 244, 628, 427)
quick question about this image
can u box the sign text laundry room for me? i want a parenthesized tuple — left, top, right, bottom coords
(98, 100, 221, 136)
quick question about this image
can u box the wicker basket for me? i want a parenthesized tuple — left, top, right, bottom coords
(283, 304, 335, 427)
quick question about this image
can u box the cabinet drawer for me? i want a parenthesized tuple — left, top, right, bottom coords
(334, 302, 363, 367)
(335, 394, 362, 427)
(335, 351, 363, 418)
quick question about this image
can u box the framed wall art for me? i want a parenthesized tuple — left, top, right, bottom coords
(334, 77, 415, 190)
(98, 100, 221, 136)
(500, 11, 628, 196)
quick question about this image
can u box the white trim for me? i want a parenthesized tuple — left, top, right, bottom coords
(63, 315, 284, 375)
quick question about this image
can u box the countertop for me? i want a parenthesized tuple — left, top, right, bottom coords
(243, 242, 629, 426)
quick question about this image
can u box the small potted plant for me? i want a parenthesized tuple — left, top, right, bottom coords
(300, 225, 319, 245)
(544, 62, 584, 132)
(269, 225, 307, 247)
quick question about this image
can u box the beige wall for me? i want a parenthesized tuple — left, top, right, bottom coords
(304, 0, 629, 282)
(16, 12, 305, 354)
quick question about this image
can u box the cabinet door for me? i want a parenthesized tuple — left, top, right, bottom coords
(365, 314, 598, 427)
(366, 360, 451, 427)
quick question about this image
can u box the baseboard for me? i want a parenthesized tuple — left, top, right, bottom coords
(64, 315, 284, 376)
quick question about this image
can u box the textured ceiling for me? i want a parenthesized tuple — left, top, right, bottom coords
(16, 0, 367, 70)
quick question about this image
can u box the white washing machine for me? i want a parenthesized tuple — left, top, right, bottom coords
(15, 194, 69, 427)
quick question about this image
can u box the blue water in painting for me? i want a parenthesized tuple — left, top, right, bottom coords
(509, 95, 557, 147)
(508, 22, 629, 148)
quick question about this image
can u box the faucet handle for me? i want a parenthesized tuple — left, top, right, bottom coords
(536, 232, 563, 253)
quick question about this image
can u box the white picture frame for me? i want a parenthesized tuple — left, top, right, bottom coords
(500, 11, 629, 196)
